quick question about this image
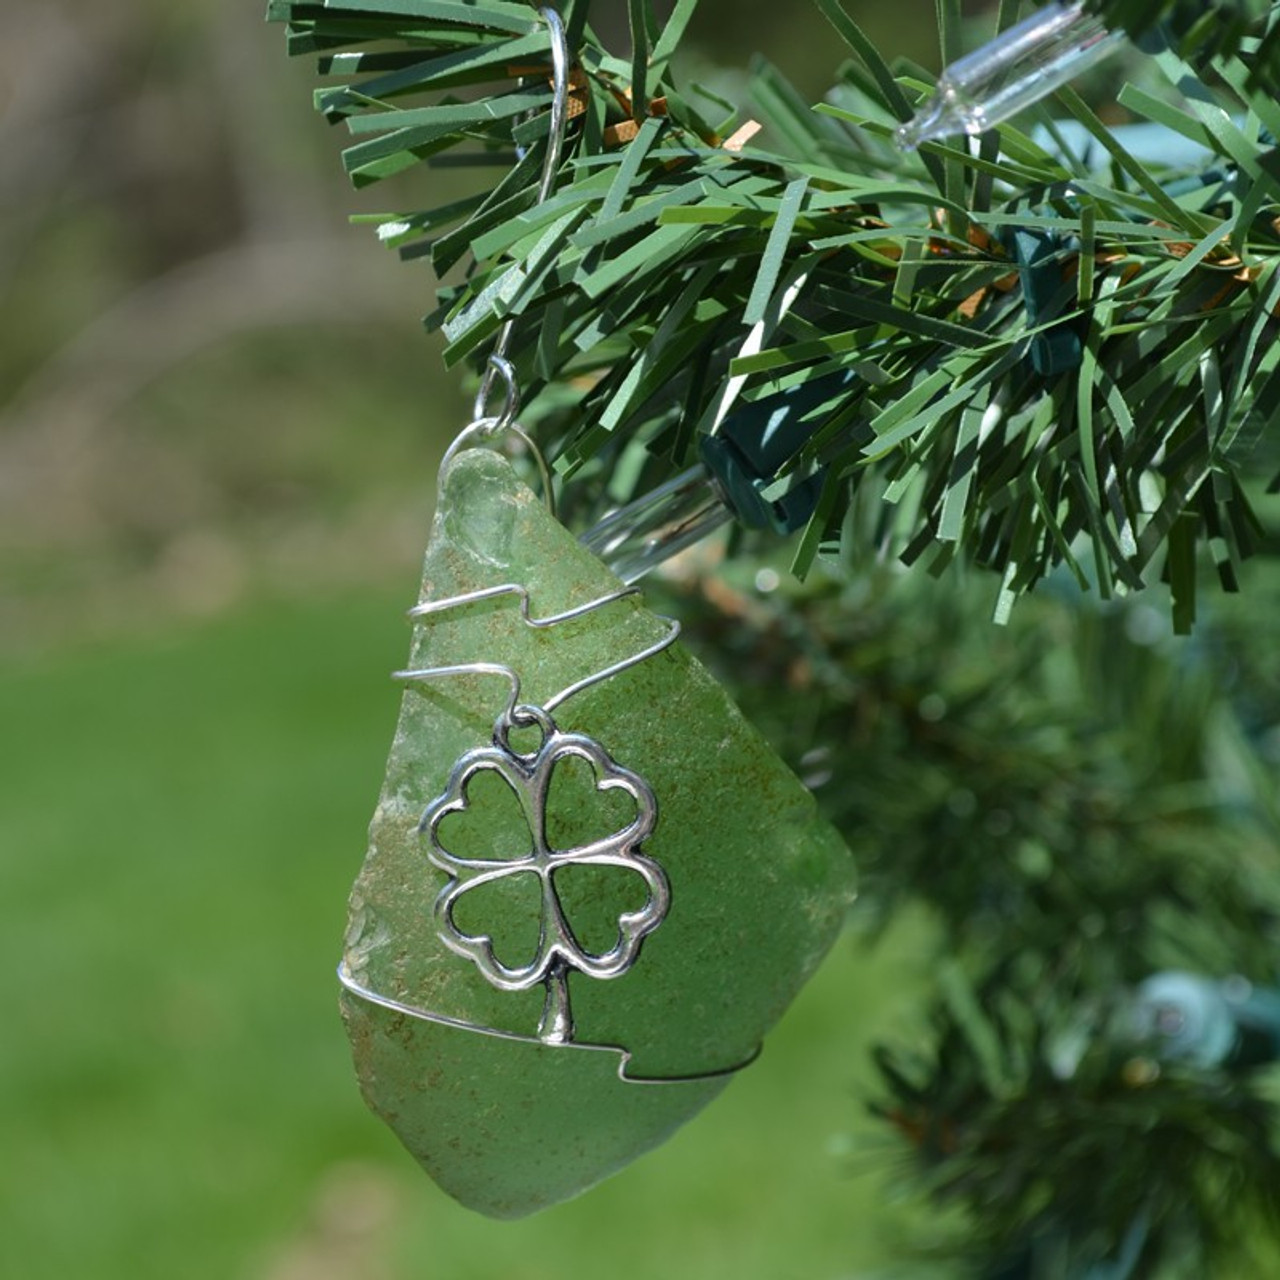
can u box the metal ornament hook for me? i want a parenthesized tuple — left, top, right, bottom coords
(441, 7, 569, 517)
(472, 6, 570, 422)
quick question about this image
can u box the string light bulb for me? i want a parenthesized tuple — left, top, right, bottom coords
(896, 1, 1125, 150)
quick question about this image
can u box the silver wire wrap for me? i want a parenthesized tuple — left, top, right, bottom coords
(397, 585, 681, 726)
(337, 961, 760, 1084)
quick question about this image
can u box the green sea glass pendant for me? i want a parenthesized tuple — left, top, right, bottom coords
(340, 447, 856, 1218)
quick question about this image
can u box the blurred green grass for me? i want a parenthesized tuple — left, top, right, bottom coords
(0, 588, 939, 1280)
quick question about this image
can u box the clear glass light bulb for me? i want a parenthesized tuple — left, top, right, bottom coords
(895, 1, 1125, 150)
(579, 466, 731, 584)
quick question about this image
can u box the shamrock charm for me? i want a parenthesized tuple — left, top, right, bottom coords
(423, 704, 670, 1045)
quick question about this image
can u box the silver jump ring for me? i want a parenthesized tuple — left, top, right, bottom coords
(472, 354, 520, 431)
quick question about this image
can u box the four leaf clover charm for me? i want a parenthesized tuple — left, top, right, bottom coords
(420, 704, 670, 1045)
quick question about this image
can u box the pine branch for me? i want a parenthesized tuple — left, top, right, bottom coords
(872, 974, 1280, 1278)
(268, 0, 1280, 626)
(647, 558, 1280, 1277)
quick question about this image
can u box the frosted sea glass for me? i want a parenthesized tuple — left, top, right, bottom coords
(341, 448, 855, 1217)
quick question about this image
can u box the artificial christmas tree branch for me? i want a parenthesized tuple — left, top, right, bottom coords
(1089, 0, 1280, 87)
(268, 0, 1279, 626)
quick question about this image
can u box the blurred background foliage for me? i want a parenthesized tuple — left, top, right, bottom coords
(3, 2, 1278, 1279)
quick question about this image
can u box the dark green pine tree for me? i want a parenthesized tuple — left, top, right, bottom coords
(268, 1, 1280, 1274)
